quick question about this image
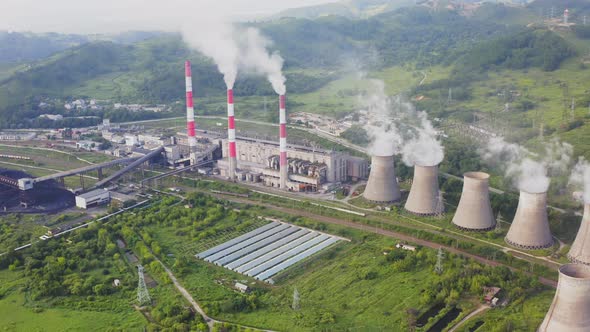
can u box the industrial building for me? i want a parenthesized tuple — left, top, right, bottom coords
(217, 136, 368, 192)
(505, 191, 553, 250)
(363, 155, 401, 203)
(75, 189, 110, 209)
(452, 172, 496, 231)
(539, 263, 590, 331)
(196, 221, 343, 283)
(405, 165, 443, 216)
(568, 204, 590, 265)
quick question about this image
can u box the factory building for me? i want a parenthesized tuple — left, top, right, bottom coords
(539, 263, 590, 331)
(75, 189, 110, 209)
(505, 191, 553, 250)
(452, 172, 496, 231)
(218, 137, 368, 191)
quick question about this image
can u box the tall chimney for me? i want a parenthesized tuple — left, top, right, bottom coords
(227, 89, 237, 180)
(568, 204, 590, 265)
(538, 263, 590, 331)
(185, 60, 197, 164)
(279, 94, 287, 190)
(363, 155, 401, 203)
(505, 191, 553, 249)
(405, 165, 443, 216)
(452, 172, 496, 231)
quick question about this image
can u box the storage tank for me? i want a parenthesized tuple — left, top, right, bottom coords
(404, 165, 443, 216)
(363, 155, 401, 203)
(452, 172, 496, 231)
(505, 191, 553, 249)
(538, 263, 590, 332)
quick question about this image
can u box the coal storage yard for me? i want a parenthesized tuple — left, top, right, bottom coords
(0, 168, 74, 214)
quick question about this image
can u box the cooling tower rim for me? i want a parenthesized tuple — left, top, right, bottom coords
(463, 171, 489, 180)
(452, 223, 495, 232)
(370, 154, 395, 158)
(559, 263, 590, 280)
(519, 189, 548, 195)
(566, 255, 590, 266)
(413, 163, 439, 168)
(505, 237, 553, 250)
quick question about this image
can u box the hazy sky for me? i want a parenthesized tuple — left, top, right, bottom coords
(0, 0, 334, 34)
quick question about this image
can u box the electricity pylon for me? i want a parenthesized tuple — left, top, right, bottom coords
(137, 265, 151, 306)
(292, 287, 300, 311)
(434, 248, 445, 275)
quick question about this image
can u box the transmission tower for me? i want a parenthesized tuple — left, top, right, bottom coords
(137, 265, 151, 306)
(495, 214, 503, 234)
(435, 193, 445, 219)
(434, 248, 444, 275)
(447, 88, 452, 104)
(571, 97, 576, 120)
(561, 83, 570, 122)
(292, 287, 300, 311)
(550, 6, 555, 20)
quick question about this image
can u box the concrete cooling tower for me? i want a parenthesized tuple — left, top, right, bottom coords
(538, 263, 590, 332)
(404, 165, 443, 216)
(363, 155, 401, 203)
(568, 204, 590, 265)
(505, 191, 553, 250)
(452, 172, 496, 231)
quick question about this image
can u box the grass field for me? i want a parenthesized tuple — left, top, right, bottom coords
(0, 270, 145, 331)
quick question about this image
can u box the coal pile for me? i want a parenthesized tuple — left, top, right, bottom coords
(0, 168, 74, 214)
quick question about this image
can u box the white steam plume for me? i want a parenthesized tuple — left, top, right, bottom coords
(481, 137, 573, 193)
(181, 15, 239, 89)
(570, 158, 590, 204)
(361, 79, 444, 166)
(238, 28, 286, 95)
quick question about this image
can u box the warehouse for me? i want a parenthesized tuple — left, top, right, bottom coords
(75, 189, 110, 209)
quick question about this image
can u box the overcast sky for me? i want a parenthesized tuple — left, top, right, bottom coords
(0, 0, 334, 34)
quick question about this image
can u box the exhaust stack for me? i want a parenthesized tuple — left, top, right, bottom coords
(405, 165, 443, 216)
(568, 204, 590, 265)
(227, 89, 237, 180)
(505, 191, 553, 249)
(279, 94, 287, 189)
(538, 263, 590, 331)
(363, 155, 401, 203)
(185, 61, 197, 164)
(452, 172, 496, 231)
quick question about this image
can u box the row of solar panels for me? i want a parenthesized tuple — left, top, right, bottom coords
(196, 222, 341, 282)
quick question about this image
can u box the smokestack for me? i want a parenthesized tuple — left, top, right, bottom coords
(363, 155, 401, 203)
(279, 94, 287, 189)
(538, 263, 590, 331)
(505, 191, 553, 249)
(405, 165, 443, 216)
(185, 60, 197, 164)
(568, 204, 590, 265)
(564, 8, 569, 24)
(452, 172, 496, 231)
(227, 89, 237, 180)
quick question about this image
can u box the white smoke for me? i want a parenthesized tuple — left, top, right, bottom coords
(361, 79, 444, 166)
(182, 18, 239, 89)
(238, 28, 286, 95)
(570, 158, 590, 204)
(481, 137, 573, 193)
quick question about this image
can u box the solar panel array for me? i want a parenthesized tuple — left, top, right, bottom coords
(196, 222, 342, 282)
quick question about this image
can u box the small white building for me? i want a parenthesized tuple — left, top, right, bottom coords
(76, 189, 110, 209)
(234, 282, 249, 293)
(396, 243, 416, 252)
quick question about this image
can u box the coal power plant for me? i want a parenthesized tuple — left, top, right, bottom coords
(505, 191, 553, 250)
(568, 204, 590, 265)
(452, 172, 496, 231)
(405, 165, 443, 216)
(538, 263, 590, 331)
(363, 155, 401, 203)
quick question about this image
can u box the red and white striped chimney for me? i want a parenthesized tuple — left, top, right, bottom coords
(279, 94, 287, 189)
(227, 89, 237, 180)
(185, 60, 197, 164)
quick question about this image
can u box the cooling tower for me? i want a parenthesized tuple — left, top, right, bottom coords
(538, 263, 590, 332)
(404, 165, 443, 216)
(363, 155, 401, 203)
(452, 172, 496, 231)
(568, 204, 590, 265)
(505, 191, 553, 250)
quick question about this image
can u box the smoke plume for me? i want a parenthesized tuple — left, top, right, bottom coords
(481, 137, 573, 193)
(570, 158, 590, 204)
(238, 28, 286, 95)
(361, 79, 443, 166)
